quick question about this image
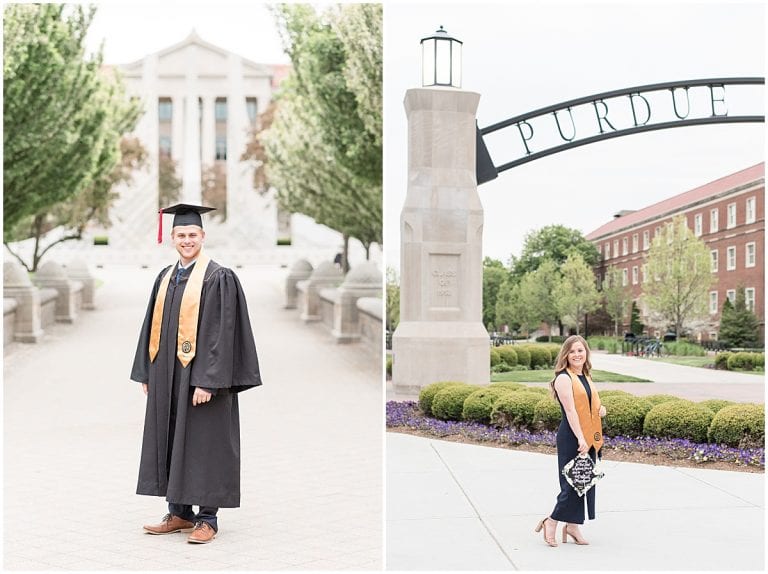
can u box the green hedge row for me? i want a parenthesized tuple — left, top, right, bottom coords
(418, 381, 764, 448)
(489, 343, 562, 372)
(715, 352, 765, 371)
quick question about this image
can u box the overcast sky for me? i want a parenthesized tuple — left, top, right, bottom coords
(85, 1, 290, 65)
(383, 1, 765, 271)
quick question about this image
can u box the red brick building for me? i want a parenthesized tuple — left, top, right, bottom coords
(586, 163, 764, 342)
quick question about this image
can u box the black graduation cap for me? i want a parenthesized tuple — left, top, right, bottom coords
(157, 203, 216, 243)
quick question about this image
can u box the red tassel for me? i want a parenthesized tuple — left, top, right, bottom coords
(157, 209, 163, 244)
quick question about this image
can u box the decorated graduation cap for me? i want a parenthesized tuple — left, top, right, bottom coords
(157, 203, 216, 243)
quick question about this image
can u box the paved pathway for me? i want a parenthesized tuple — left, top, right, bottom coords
(3, 264, 382, 570)
(387, 433, 764, 571)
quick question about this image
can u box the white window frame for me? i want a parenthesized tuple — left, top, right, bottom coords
(632, 233, 638, 254)
(726, 202, 737, 229)
(694, 213, 703, 237)
(631, 266, 638, 285)
(745, 196, 756, 224)
(745, 242, 756, 268)
(710, 208, 719, 233)
(642, 230, 649, 250)
(621, 268, 628, 287)
(709, 291, 718, 314)
(726, 246, 736, 271)
(613, 239, 619, 257)
(745, 288, 755, 312)
(726, 289, 736, 303)
(604, 242, 610, 259)
(622, 237, 628, 256)
(654, 226, 661, 238)
(710, 249, 718, 273)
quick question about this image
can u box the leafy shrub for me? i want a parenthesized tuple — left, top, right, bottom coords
(750, 352, 765, 369)
(520, 386, 549, 395)
(491, 392, 544, 428)
(727, 352, 756, 371)
(386, 355, 392, 377)
(515, 347, 531, 369)
(643, 400, 714, 443)
(598, 390, 633, 399)
(462, 387, 513, 424)
(489, 382, 525, 392)
(432, 385, 478, 420)
(526, 346, 552, 369)
(491, 362, 514, 373)
(698, 399, 735, 414)
(601, 395, 653, 437)
(605, 339, 619, 354)
(536, 335, 566, 343)
(419, 381, 467, 415)
(93, 236, 109, 246)
(490, 348, 501, 367)
(497, 345, 518, 367)
(643, 394, 682, 406)
(714, 352, 732, 370)
(533, 397, 562, 430)
(708, 404, 765, 447)
(664, 341, 706, 356)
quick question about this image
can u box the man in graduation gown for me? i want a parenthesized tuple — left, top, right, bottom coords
(130, 204, 262, 544)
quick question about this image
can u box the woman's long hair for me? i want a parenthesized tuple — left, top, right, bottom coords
(548, 335, 593, 398)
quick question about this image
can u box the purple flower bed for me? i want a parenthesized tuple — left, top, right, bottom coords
(387, 401, 765, 468)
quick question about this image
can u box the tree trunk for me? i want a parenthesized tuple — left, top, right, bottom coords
(342, 234, 350, 274)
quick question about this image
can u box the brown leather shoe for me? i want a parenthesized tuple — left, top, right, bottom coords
(143, 513, 195, 535)
(187, 521, 216, 544)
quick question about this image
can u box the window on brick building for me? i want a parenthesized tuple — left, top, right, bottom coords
(745, 288, 755, 311)
(632, 266, 638, 285)
(726, 246, 736, 270)
(622, 268, 628, 287)
(641, 264, 647, 283)
(709, 291, 718, 314)
(745, 242, 756, 268)
(710, 208, 719, 233)
(654, 226, 661, 238)
(604, 242, 610, 259)
(746, 196, 756, 224)
(726, 289, 736, 303)
(642, 230, 649, 250)
(613, 239, 619, 257)
(726, 203, 736, 229)
(632, 233, 638, 253)
(694, 213, 703, 237)
(710, 249, 718, 273)
(622, 237, 628, 256)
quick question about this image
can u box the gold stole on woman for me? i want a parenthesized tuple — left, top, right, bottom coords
(567, 368, 604, 452)
(148, 251, 211, 367)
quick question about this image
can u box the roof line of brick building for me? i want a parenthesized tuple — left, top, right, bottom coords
(585, 162, 765, 240)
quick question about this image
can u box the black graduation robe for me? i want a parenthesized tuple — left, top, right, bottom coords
(130, 260, 262, 508)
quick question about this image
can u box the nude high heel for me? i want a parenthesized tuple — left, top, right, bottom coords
(534, 517, 558, 547)
(561, 524, 589, 545)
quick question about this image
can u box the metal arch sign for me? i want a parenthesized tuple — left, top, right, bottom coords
(476, 77, 764, 183)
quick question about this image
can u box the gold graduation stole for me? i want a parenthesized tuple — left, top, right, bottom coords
(567, 368, 604, 452)
(148, 251, 211, 367)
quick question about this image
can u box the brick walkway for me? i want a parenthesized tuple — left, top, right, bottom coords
(3, 264, 382, 570)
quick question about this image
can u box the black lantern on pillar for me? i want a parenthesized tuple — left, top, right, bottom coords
(420, 26, 462, 88)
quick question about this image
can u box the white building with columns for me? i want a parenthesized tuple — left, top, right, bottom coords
(95, 31, 373, 266)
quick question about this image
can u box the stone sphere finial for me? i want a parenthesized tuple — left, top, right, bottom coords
(4, 260, 32, 287)
(311, 261, 343, 279)
(342, 262, 382, 288)
(37, 260, 67, 280)
(290, 259, 313, 273)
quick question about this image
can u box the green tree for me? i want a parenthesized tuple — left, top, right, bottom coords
(510, 225, 599, 281)
(719, 287, 761, 347)
(602, 266, 630, 336)
(494, 279, 520, 333)
(554, 252, 601, 335)
(386, 267, 400, 333)
(483, 257, 507, 330)
(261, 4, 381, 260)
(201, 163, 227, 222)
(643, 215, 712, 338)
(158, 155, 182, 208)
(4, 4, 142, 270)
(630, 301, 645, 335)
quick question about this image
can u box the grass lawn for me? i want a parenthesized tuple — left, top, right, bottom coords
(491, 369, 650, 383)
(651, 356, 713, 368)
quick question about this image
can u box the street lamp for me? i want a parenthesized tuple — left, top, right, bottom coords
(420, 25, 462, 88)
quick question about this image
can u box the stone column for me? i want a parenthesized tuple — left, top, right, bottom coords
(181, 43, 202, 205)
(171, 95, 185, 164)
(392, 88, 490, 393)
(200, 96, 216, 166)
(3, 261, 43, 343)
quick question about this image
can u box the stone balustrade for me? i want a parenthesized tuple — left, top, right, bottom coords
(3, 260, 43, 343)
(65, 258, 97, 310)
(297, 261, 343, 322)
(284, 259, 313, 309)
(357, 297, 383, 360)
(33, 261, 83, 324)
(331, 262, 382, 344)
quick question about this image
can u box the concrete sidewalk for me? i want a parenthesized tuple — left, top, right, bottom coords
(3, 264, 382, 570)
(387, 432, 765, 571)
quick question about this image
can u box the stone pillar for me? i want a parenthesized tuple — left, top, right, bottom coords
(171, 95, 185, 164)
(392, 88, 490, 393)
(333, 263, 383, 343)
(3, 261, 43, 343)
(298, 261, 343, 322)
(66, 258, 97, 310)
(33, 261, 82, 323)
(284, 259, 313, 309)
(201, 96, 216, 166)
(181, 43, 202, 205)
